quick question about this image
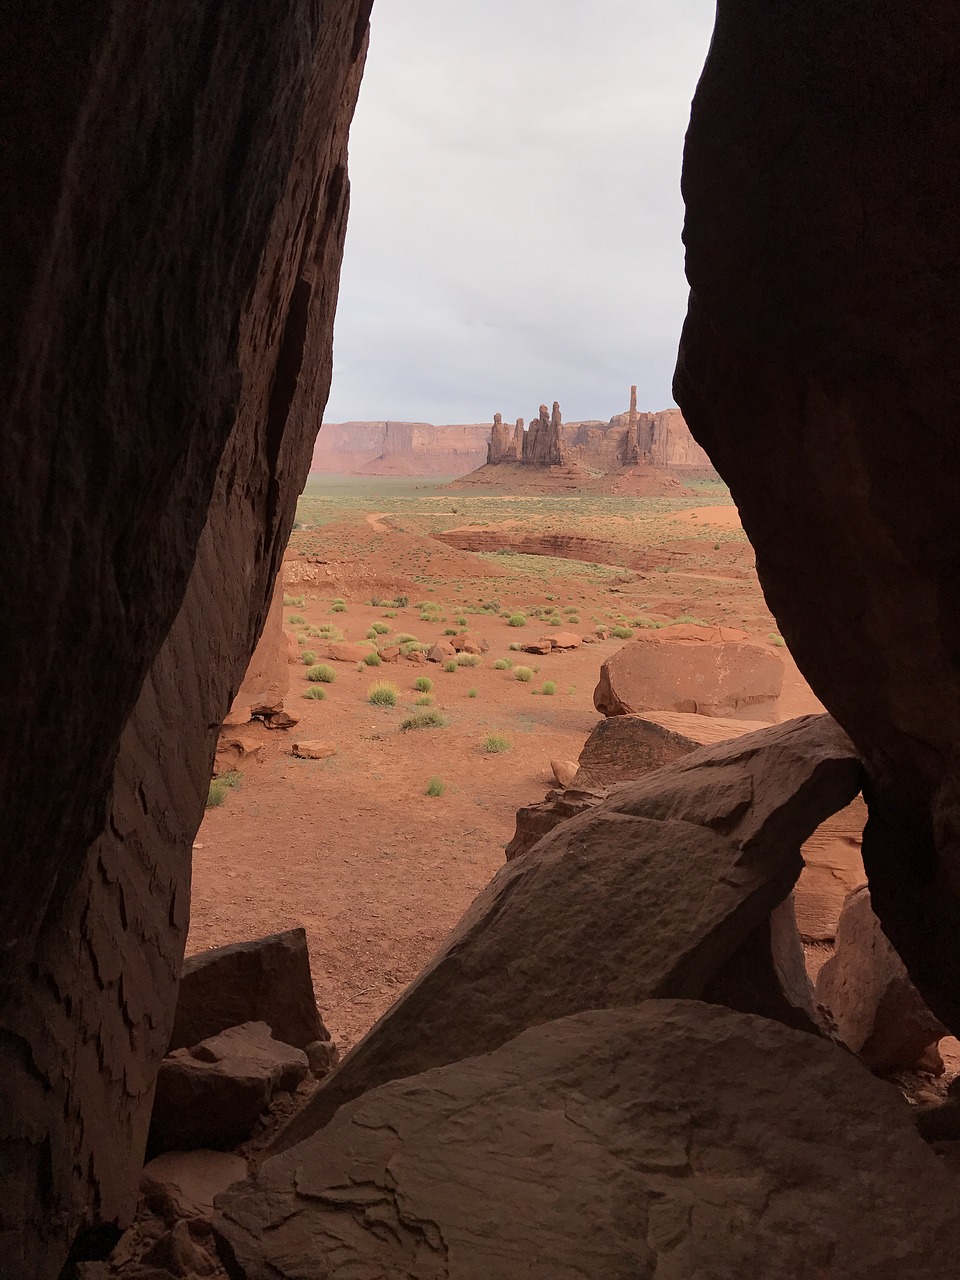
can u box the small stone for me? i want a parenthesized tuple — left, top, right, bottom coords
(291, 740, 336, 760)
(550, 760, 579, 789)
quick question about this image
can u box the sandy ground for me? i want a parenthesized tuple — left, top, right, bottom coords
(189, 491, 828, 1051)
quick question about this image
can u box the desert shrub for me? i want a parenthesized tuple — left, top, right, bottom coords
(483, 734, 511, 754)
(493, 658, 511, 670)
(442, 659, 458, 673)
(363, 651, 382, 666)
(610, 626, 634, 639)
(283, 594, 305, 608)
(425, 777, 446, 797)
(400, 711, 447, 731)
(206, 779, 229, 808)
(676, 614, 709, 626)
(456, 616, 467, 625)
(307, 664, 336, 683)
(288, 614, 306, 625)
(414, 676, 433, 692)
(442, 627, 458, 636)
(331, 602, 347, 613)
(395, 633, 418, 644)
(400, 641, 428, 656)
(370, 621, 390, 634)
(414, 693, 434, 706)
(220, 770, 242, 790)
(563, 606, 578, 614)
(481, 599, 500, 612)
(384, 610, 397, 618)
(542, 681, 557, 696)
(395, 595, 410, 608)
(769, 633, 786, 647)
(467, 687, 478, 699)
(368, 680, 399, 706)
(514, 666, 533, 682)
(567, 615, 581, 624)
(508, 642, 522, 651)
(548, 616, 561, 626)
(456, 653, 481, 667)
(507, 613, 526, 627)
(303, 686, 326, 700)
(300, 650, 317, 665)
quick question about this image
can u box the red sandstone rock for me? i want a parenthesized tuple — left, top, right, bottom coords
(321, 641, 370, 664)
(815, 886, 946, 1073)
(275, 716, 861, 1146)
(140, 1150, 247, 1224)
(223, 584, 289, 726)
(550, 631, 581, 649)
(220, 1003, 960, 1279)
(550, 760, 579, 788)
(427, 641, 456, 663)
(522, 639, 553, 655)
(214, 734, 265, 774)
(594, 625, 783, 722)
(674, 7, 960, 1030)
(312, 421, 490, 477)
(291, 741, 336, 760)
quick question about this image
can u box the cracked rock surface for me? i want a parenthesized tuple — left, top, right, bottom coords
(215, 1001, 960, 1278)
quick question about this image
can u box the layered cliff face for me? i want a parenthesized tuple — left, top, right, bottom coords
(0, 3, 370, 1274)
(482, 392, 712, 473)
(312, 420, 490, 475)
(675, 4, 960, 1028)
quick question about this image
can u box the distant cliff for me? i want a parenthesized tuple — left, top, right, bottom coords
(311, 421, 489, 476)
(485, 389, 713, 471)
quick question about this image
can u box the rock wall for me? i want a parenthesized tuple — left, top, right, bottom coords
(0, 3, 370, 1274)
(482, 394, 713, 472)
(312, 420, 490, 475)
(674, 4, 960, 1029)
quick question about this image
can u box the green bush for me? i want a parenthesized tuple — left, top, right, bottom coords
(331, 602, 347, 613)
(395, 633, 418, 644)
(288, 614, 306, 625)
(301, 650, 317, 665)
(425, 777, 446, 797)
(507, 613, 526, 627)
(542, 681, 557, 696)
(414, 676, 433, 692)
(443, 659, 458, 673)
(363, 651, 382, 666)
(400, 711, 448, 731)
(370, 621, 390, 635)
(206, 779, 229, 808)
(456, 653, 481, 667)
(395, 595, 410, 608)
(484, 734, 511, 754)
(368, 680, 399, 706)
(283, 594, 305, 607)
(514, 666, 533, 682)
(468, 687, 478, 698)
(610, 626, 634, 639)
(442, 627, 458, 636)
(303, 686, 326, 700)
(306, 664, 336, 683)
(548, 616, 562, 626)
(493, 658, 511, 670)
(508, 642, 522, 651)
(414, 693, 434, 706)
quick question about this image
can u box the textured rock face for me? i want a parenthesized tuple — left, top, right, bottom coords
(217, 1003, 960, 1280)
(816, 886, 946, 1073)
(0, 3, 370, 1273)
(674, 6, 960, 1028)
(222, 582, 290, 725)
(594, 625, 784, 722)
(276, 715, 862, 1147)
(312, 420, 490, 475)
(169, 928, 328, 1053)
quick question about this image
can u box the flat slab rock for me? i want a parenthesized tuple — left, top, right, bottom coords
(170, 926, 328, 1052)
(277, 714, 862, 1146)
(214, 1002, 960, 1279)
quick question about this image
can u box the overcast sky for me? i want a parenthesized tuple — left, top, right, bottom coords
(324, 1, 716, 425)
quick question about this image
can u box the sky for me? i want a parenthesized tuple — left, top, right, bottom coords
(324, 0, 717, 426)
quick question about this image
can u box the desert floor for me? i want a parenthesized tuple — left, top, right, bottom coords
(186, 475, 843, 1050)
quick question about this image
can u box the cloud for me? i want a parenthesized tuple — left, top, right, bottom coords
(325, 0, 716, 425)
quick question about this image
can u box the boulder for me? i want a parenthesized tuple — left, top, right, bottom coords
(261, 709, 299, 730)
(213, 734, 265, 774)
(276, 715, 862, 1147)
(815, 886, 946, 1072)
(142, 1219, 218, 1276)
(521, 639, 553, 654)
(573, 709, 760, 787)
(550, 631, 581, 648)
(550, 759, 579, 788)
(170, 927, 328, 1052)
(405, 648, 426, 664)
(305, 1038, 340, 1079)
(795, 797, 867, 942)
(594, 625, 784, 722)
(149, 1022, 308, 1154)
(218, 1004, 960, 1279)
(377, 645, 400, 662)
(321, 641, 370, 664)
(506, 786, 607, 861)
(450, 633, 487, 653)
(290, 740, 336, 760)
(427, 641, 455, 663)
(140, 1150, 247, 1223)
(223, 584, 290, 726)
